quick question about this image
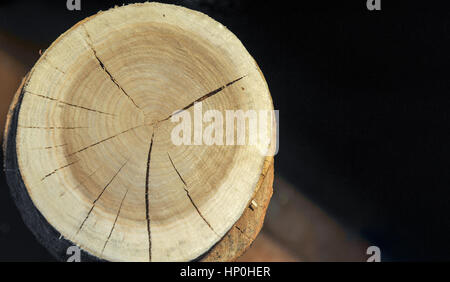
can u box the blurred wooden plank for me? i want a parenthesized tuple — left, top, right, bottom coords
(0, 32, 39, 137)
(260, 176, 370, 261)
(237, 232, 301, 262)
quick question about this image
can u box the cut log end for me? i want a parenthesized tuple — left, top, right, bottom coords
(3, 3, 274, 262)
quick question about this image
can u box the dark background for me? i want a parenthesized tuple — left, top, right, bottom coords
(1, 0, 450, 261)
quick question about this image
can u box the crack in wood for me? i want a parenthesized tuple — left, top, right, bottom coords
(145, 132, 155, 262)
(68, 125, 143, 156)
(234, 225, 251, 241)
(41, 160, 79, 181)
(167, 153, 219, 237)
(19, 126, 87, 129)
(42, 57, 66, 75)
(31, 144, 68, 150)
(72, 164, 103, 191)
(27, 91, 115, 116)
(102, 188, 128, 254)
(76, 160, 128, 235)
(160, 75, 247, 122)
(82, 26, 142, 111)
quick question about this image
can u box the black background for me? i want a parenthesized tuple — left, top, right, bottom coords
(1, 0, 450, 261)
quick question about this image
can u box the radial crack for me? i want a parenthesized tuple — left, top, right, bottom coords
(19, 126, 87, 129)
(68, 125, 142, 156)
(41, 160, 79, 181)
(167, 153, 219, 237)
(31, 144, 67, 150)
(145, 132, 155, 261)
(72, 164, 103, 191)
(77, 160, 128, 234)
(235, 226, 251, 241)
(42, 57, 66, 75)
(27, 91, 115, 116)
(82, 26, 141, 111)
(102, 188, 128, 254)
(160, 75, 247, 122)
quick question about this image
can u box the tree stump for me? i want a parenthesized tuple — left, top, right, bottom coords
(3, 3, 275, 262)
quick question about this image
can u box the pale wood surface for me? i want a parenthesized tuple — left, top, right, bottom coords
(6, 3, 274, 262)
(4, 76, 274, 262)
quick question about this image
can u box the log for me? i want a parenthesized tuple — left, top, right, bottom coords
(3, 3, 275, 262)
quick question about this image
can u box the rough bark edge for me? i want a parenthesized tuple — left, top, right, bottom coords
(3, 76, 274, 262)
(2, 74, 106, 262)
(200, 157, 274, 262)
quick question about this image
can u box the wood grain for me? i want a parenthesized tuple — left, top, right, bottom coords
(3, 3, 275, 262)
